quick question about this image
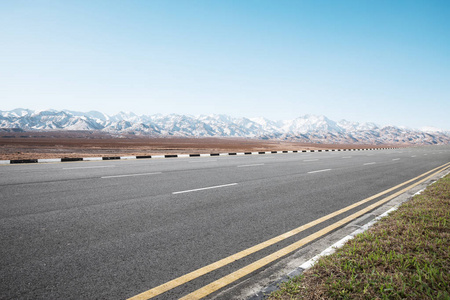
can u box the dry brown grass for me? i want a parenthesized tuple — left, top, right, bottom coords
(0, 131, 389, 160)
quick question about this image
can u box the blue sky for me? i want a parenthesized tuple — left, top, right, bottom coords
(1, 0, 449, 129)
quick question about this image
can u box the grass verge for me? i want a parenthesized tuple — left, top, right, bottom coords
(269, 174, 450, 299)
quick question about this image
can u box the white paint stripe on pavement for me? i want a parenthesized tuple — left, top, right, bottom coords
(189, 160, 217, 163)
(308, 169, 332, 174)
(392, 158, 400, 161)
(173, 183, 238, 194)
(303, 159, 318, 162)
(342, 156, 352, 159)
(101, 172, 161, 179)
(237, 163, 264, 168)
(364, 162, 376, 165)
(64, 166, 116, 170)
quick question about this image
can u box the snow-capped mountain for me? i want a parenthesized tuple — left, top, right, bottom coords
(280, 115, 343, 134)
(1, 108, 449, 145)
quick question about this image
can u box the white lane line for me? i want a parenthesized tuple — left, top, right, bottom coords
(364, 162, 376, 165)
(101, 172, 161, 179)
(237, 163, 265, 168)
(308, 169, 332, 174)
(303, 159, 319, 162)
(342, 156, 352, 159)
(411, 155, 417, 157)
(173, 183, 238, 194)
(392, 158, 400, 161)
(189, 160, 217, 163)
(63, 166, 116, 170)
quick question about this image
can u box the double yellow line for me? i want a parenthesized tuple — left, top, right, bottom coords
(129, 162, 449, 300)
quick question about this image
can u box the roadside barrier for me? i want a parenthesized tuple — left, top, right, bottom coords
(0, 147, 399, 164)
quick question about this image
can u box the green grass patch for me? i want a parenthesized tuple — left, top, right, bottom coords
(270, 174, 450, 299)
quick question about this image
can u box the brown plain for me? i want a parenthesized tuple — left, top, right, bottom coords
(0, 131, 390, 160)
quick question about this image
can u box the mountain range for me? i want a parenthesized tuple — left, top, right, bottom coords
(1, 108, 449, 145)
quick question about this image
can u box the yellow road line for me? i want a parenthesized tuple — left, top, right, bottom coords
(180, 162, 449, 299)
(128, 162, 449, 300)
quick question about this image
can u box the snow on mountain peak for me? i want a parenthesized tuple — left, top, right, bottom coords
(0, 109, 448, 145)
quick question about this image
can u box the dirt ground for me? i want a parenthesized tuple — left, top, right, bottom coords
(0, 131, 390, 160)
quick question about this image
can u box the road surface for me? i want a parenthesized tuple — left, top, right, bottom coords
(1, 146, 449, 299)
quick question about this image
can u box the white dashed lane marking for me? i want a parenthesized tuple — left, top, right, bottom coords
(101, 172, 161, 179)
(308, 169, 332, 174)
(64, 166, 116, 170)
(237, 164, 265, 168)
(189, 160, 217, 163)
(173, 183, 238, 194)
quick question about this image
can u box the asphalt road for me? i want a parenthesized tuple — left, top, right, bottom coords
(1, 146, 449, 299)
